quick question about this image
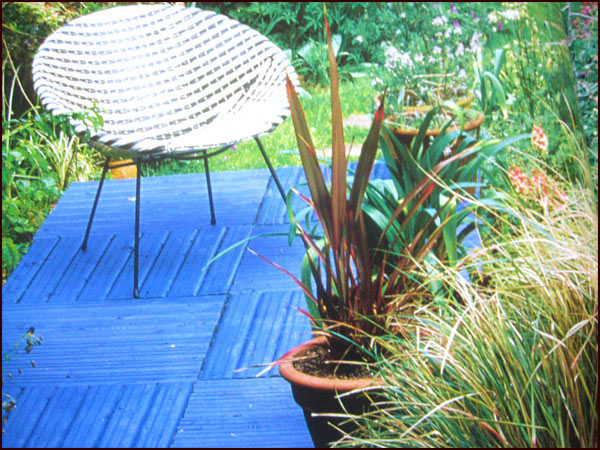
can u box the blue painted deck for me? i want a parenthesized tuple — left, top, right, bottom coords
(2, 165, 317, 448)
(2, 162, 479, 447)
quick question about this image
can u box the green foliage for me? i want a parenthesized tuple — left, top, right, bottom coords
(2, 62, 102, 283)
(291, 33, 373, 86)
(198, 2, 417, 85)
(338, 163, 597, 448)
(482, 3, 590, 181)
(474, 48, 508, 116)
(366, 109, 527, 277)
(1, 2, 118, 117)
(566, 2, 598, 169)
(373, 2, 505, 113)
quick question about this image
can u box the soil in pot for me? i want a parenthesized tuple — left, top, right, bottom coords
(280, 336, 382, 448)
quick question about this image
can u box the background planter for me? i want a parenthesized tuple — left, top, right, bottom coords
(387, 110, 484, 153)
(279, 336, 382, 447)
(108, 159, 137, 179)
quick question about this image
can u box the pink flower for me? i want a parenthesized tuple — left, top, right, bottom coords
(531, 125, 548, 154)
(510, 165, 569, 211)
(508, 166, 531, 195)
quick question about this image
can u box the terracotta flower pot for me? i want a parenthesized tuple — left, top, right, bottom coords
(403, 92, 474, 114)
(108, 159, 137, 179)
(279, 336, 382, 447)
(387, 110, 484, 153)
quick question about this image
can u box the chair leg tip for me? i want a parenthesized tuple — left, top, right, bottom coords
(133, 289, 140, 299)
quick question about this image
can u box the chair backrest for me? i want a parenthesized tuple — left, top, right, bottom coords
(32, 5, 299, 157)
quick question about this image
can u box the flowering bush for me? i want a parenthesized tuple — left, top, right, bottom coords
(373, 3, 507, 114)
(530, 124, 548, 155)
(567, 2, 598, 159)
(507, 126, 567, 212)
(508, 166, 568, 212)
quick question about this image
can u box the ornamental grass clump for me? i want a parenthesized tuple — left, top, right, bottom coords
(335, 150, 598, 447)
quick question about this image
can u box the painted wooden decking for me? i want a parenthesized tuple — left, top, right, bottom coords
(2, 162, 479, 448)
(2, 165, 318, 448)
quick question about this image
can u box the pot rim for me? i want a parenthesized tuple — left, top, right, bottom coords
(400, 92, 475, 114)
(386, 111, 484, 137)
(279, 335, 383, 392)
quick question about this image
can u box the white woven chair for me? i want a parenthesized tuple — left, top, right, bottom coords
(32, 4, 299, 298)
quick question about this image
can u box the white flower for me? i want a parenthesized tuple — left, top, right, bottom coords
(414, 53, 424, 63)
(385, 47, 413, 70)
(355, 35, 364, 43)
(469, 32, 482, 53)
(506, 92, 516, 105)
(455, 42, 465, 57)
(432, 16, 447, 26)
(458, 68, 467, 79)
(500, 9, 520, 20)
(443, 146, 452, 157)
(488, 11, 499, 24)
(433, 46, 442, 54)
(428, 55, 437, 64)
(400, 12, 406, 18)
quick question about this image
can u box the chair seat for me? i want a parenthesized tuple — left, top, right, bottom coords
(32, 4, 298, 158)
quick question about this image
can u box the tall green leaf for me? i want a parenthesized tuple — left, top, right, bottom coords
(285, 75, 333, 240)
(349, 95, 386, 219)
(324, 5, 346, 251)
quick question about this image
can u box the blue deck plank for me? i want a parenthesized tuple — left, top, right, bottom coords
(2, 298, 226, 386)
(1, 237, 60, 304)
(171, 378, 313, 448)
(230, 224, 308, 293)
(107, 230, 171, 299)
(60, 384, 124, 447)
(201, 290, 311, 380)
(36, 170, 271, 238)
(1, 386, 56, 448)
(197, 225, 253, 296)
(77, 233, 137, 301)
(25, 385, 89, 448)
(2, 167, 318, 448)
(49, 234, 116, 302)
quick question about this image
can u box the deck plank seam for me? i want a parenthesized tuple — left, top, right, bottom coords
(12, 237, 61, 304)
(69, 234, 117, 302)
(22, 386, 56, 448)
(163, 228, 200, 298)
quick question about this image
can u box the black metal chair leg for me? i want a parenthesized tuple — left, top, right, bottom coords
(133, 159, 141, 299)
(203, 154, 217, 225)
(254, 137, 286, 203)
(81, 158, 111, 251)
